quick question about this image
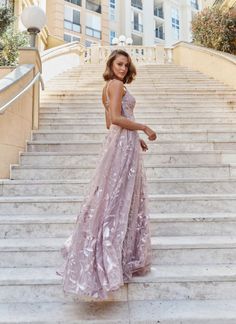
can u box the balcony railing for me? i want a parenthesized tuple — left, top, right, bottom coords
(154, 7, 164, 19)
(86, 26, 101, 39)
(131, 0, 143, 10)
(190, 0, 199, 10)
(155, 28, 165, 40)
(86, 0, 102, 13)
(64, 20, 81, 33)
(132, 21, 143, 33)
(65, 0, 82, 6)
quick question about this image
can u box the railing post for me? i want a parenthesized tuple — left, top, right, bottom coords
(164, 47, 174, 64)
(90, 44, 100, 64)
(18, 48, 42, 130)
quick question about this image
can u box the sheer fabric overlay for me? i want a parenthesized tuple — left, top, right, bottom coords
(56, 79, 152, 300)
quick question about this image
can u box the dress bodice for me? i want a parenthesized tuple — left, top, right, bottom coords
(104, 80, 136, 121)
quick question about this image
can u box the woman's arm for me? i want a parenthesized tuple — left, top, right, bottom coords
(105, 108, 111, 129)
(108, 79, 147, 131)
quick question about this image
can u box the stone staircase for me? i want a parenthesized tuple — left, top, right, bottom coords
(1, 63, 236, 322)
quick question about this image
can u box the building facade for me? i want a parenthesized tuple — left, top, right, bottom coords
(61, 0, 203, 47)
(1, 0, 204, 48)
(110, 0, 202, 47)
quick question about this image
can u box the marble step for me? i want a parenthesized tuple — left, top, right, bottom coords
(39, 112, 236, 119)
(46, 75, 220, 80)
(40, 99, 236, 104)
(38, 117, 236, 125)
(10, 163, 232, 180)
(25, 140, 236, 154)
(39, 102, 236, 108)
(1, 235, 236, 267)
(31, 130, 236, 142)
(1, 264, 236, 302)
(39, 106, 236, 113)
(1, 213, 236, 239)
(45, 87, 234, 93)
(40, 92, 236, 97)
(19, 151, 236, 167)
(45, 80, 232, 85)
(46, 76, 226, 81)
(1, 194, 236, 214)
(41, 94, 236, 100)
(39, 123, 236, 132)
(2, 178, 236, 196)
(1, 299, 236, 324)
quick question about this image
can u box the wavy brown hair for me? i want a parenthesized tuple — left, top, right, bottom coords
(103, 49, 136, 84)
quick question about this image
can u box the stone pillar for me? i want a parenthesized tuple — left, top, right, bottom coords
(120, 1, 132, 38)
(164, 1, 173, 47)
(18, 48, 42, 130)
(143, 0, 155, 46)
(46, 0, 64, 40)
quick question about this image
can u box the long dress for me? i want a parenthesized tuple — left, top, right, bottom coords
(56, 79, 152, 300)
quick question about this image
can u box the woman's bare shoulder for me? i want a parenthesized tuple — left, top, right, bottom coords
(109, 79, 125, 96)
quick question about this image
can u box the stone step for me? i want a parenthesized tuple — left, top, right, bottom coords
(46, 85, 234, 92)
(31, 130, 236, 142)
(40, 98, 236, 104)
(1, 299, 236, 323)
(38, 123, 236, 132)
(46, 77, 225, 82)
(39, 112, 236, 119)
(39, 117, 236, 125)
(1, 194, 236, 214)
(39, 102, 236, 108)
(41, 89, 236, 100)
(1, 213, 236, 239)
(46, 79, 232, 84)
(1, 234, 236, 267)
(2, 177, 236, 196)
(42, 89, 236, 96)
(10, 163, 231, 180)
(1, 264, 236, 302)
(25, 140, 236, 153)
(39, 106, 236, 113)
(19, 150, 236, 167)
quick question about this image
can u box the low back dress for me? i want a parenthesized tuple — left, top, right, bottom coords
(56, 79, 152, 300)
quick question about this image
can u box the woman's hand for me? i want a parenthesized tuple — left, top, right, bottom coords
(143, 125, 157, 141)
(139, 139, 148, 152)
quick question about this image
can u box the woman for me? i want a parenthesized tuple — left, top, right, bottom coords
(56, 49, 157, 300)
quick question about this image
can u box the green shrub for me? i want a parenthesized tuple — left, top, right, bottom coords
(191, 6, 236, 54)
(0, 6, 14, 37)
(0, 6, 29, 66)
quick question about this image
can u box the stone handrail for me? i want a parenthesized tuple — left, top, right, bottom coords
(84, 44, 171, 64)
(40, 41, 84, 82)
(0, 63, 41, 178)
(172, 41, 236, 90)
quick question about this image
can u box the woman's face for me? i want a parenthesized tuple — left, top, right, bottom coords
(111, 55, 129, 81)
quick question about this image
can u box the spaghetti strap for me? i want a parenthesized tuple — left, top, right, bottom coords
(105, 79, 127, 106)
(105, 79, 114, 104)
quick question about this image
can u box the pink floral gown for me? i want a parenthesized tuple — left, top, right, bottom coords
(56, 79, 152, 300)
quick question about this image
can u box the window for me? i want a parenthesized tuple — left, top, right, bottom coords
(110, 0, 116, 20)
(64, 6, 81, 33)
(85, 39, 93, 47)
(65, 0, 81, 6)
(132, 11, 143, 33)
(131, 0, 142, 10)
(86, 12, 101, 39)
(155, 23, 164, 40)
(154, 4, 164, 19)
(190, 0, 199, 10)
(171, 8, 180, 40)
(64, 34, 80, 42)
(86, 0, 102, 14)
(110, 30, 116, 44)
